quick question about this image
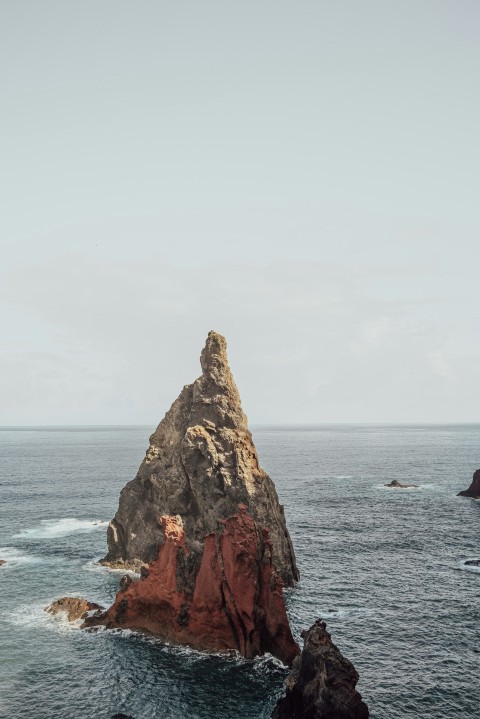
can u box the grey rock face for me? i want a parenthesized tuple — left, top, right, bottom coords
(101, 331, 299, 588)
(271, 620, 369, 719)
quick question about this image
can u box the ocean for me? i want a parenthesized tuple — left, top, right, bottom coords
(0, 424, 478, 719)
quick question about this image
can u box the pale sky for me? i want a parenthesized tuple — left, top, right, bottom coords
(1, 1, 479, 424)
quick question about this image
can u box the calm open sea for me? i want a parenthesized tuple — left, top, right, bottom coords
(0, 424, 479, 719)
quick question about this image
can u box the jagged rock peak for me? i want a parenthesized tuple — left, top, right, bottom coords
(271, 619, 369, 719)
(102, 331, 299, 588)
(189, 330, 246, 432)
(200, 330, 232, 377)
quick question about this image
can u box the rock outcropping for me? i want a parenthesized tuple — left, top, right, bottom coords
(384, 479, 418, 489)
(458, 469, 480, 498)
(271, 620, 369, 719)
(89, 506, 299, 664)
(47, 597, 103, 622)
(102, 331, 298, 589)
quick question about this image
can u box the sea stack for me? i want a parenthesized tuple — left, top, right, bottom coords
(95, 331, 299, 662)
(457, 469, 480, 498)
(102, 330, 298, 588)
(271, 620, 369, 719)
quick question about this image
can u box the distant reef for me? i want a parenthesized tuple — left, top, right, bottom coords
(458, 469, 480, 498)
(384, 479, 418, 489)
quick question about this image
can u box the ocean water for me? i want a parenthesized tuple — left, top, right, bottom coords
(0, 424, 479, 719)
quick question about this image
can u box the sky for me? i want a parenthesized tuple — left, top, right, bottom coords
(1, 1, 479, 425)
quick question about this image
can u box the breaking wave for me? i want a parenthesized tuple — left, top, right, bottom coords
(82, 558, 139, 577)
(0, 546, 44, 567)
(14, 518, 108, 540)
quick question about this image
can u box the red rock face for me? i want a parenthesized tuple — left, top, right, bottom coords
(458, 469, 480, 498)
(96, 507, 299, 665)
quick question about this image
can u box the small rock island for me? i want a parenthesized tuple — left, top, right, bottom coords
(88, 331, 299, 663)
(384, 479, 418, 489)
(271, 620, 369, 719)
(458, 469, 480, 498)
(47, 331, 369, 717)
(101, 330, 298, 589)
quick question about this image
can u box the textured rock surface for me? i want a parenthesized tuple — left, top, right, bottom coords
(46, 597, 103, 622)
(458, 469, 480, 498)
(102, 331, 298, 588)
(384, 479, 418, 489)
(271, 619, 369, 719)
(90, 506, 299, 665)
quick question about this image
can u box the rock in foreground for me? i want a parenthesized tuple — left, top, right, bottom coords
(271, 620, 369, 719)
(101, 331, 298, 588)
(46, 597, 104, 622)
(89, 506, 299, 665)
(458, 469, 480, 498)
(0, 559, 6, 567)
(384, 480, 418, 489)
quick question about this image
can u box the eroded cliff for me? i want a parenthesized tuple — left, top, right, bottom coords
(90, 506, 299, 664)
(102, 331, 298, 588)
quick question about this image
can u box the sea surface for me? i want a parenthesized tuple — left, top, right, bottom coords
(0, 424, 479, 719)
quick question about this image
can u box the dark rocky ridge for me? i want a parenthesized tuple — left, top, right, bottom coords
(271, 620, 369, 719)
(102, 331, 299, 589)
(458, 469, 480, 498)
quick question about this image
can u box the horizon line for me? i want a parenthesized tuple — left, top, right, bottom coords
(1, 422, 479, 429)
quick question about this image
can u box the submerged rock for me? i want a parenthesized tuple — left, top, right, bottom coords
(101, 330, 298, 588)
(88, 506, 299, 665)
(458, 469, 480, 498)
(271, 619, 369, 719)
(0, 559, 6, 567)
(384, 479, 418, 489)
(46, 597, 104, 622)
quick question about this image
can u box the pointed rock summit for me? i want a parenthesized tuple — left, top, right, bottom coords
(93, 332, 300, 661)
(102, 330, 299, 591)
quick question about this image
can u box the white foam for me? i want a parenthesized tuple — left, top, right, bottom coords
(82, 558, 139, 578)
(377, 483, 420, 490)
(14, 518, 108, 539)
(333, 475, 353, 480)
(0, 546, 44, 567)
(6, 600, 76, 632)
(252, 652, 287, 670)
(7, 596, 110, 634)
(459, 559, 480, 574)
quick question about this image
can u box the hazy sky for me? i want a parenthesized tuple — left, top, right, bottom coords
(1, 1, 479, 424)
